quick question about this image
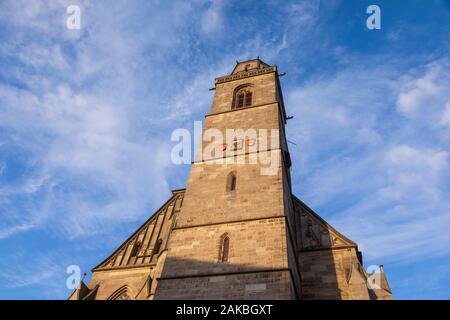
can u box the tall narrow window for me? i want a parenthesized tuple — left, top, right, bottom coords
(230, 175, 236, 191)
(226, 171, 237, 192)
(219, 234, 230, 263)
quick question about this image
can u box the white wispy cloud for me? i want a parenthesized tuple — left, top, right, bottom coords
(0, 255, 59, 289)
(1, 0, 288, 241)
(0, 1, 193, 240)
(0, 0, 448, 300)
(201, 0, 224, 34)
(440, 102, 450, 126)
(396, 60, 450, 116)
(287, 0, 321, 27)
(0, 162, 5, 176)
(287, 56, 450, 265)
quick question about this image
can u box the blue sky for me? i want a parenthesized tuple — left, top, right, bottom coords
(0, 0, 449, 300)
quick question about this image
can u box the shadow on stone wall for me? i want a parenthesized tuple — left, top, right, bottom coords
(298, 249, 342, 299)
(154, 255, 297, 300)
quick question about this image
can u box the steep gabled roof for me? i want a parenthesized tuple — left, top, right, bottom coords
(292, 195, 358, 250)
(92, 189, 185, 271)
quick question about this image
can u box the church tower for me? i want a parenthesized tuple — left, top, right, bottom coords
(69, 59, 392, 300)
(155, 58, 301, 299)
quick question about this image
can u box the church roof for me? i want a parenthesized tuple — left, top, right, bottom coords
(292, 195, 358, 250)
(230, 57, 272, 75)
(93, 190, 359, 271)
(92, 189, 185, 271)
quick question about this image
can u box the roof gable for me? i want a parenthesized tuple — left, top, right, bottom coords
(293, 196, 357, 250)
(93, 190, 185, 271)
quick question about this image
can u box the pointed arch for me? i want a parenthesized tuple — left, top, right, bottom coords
(226, 171, 237, 192)
(218, 233, 230, 263)
(107, 285, 134, 300)
(232, 84, 253, 109)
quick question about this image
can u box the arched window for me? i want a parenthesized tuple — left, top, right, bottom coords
(107, 285, 134, 300)
(226, 171, 237, 192)
(233, 86, 253, 109)
(219, 234, 230, 263)
(230, 175, 237, 191)
(153, 239, 162, 255)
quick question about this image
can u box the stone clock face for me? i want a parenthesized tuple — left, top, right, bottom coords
(232, 139, 243, 150)
(221, 139, 256, 151)
(246, 138, 256, 146)
(219, 139, 256, 152)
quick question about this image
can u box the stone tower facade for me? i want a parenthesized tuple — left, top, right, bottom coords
(69, 59, 392, 300)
